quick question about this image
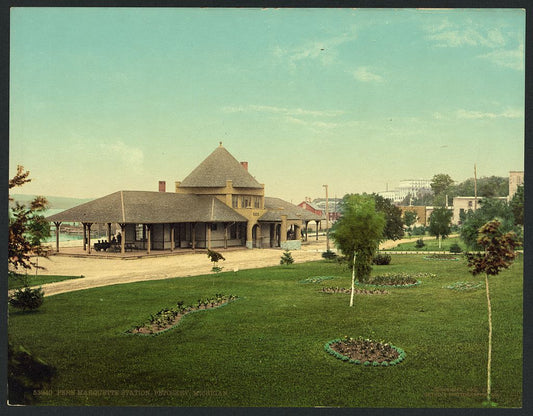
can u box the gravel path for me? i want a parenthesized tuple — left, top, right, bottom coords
(17, 236, 427, 297)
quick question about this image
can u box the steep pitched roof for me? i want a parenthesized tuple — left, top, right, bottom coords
(45, 191, 247, 224)
(259, 197, 323, 222)
(179, 145, 263, 189)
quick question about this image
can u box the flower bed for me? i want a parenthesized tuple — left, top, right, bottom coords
(444, 281, 484, 291)
(355, 272, 433, 288)
(299, 276, 335, 284)
(424, 254, 460, 261)
(325, 336, 405, 366)
(320, 287, 389, 295)
(126, 294, 237, 335)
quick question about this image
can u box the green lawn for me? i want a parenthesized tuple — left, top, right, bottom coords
(8, 255, 522, 407)
(8, 273, 85, 290)
(388, 236, 467, 252)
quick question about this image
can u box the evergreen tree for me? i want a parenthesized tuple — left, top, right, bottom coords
(280, 250, 294, 265)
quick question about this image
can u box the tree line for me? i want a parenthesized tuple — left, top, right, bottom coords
(403, 173, 510, 207)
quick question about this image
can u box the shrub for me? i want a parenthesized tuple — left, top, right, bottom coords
(415, 238, 425, 249)
(321, 250, 337, 261)
(372, 253, 391, 265)
(8, 343, 56, 404)
(280, 250, 294, 265)
(411, 226, 426, 236)
(9, 286, 44, 310)
(449, 243, 463, 253)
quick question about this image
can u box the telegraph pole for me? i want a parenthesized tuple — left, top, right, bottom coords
(323, 184, 330, 251)
(474, 164, 478, 211)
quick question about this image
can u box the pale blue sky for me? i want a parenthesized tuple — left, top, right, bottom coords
(10, 8, 525, 202)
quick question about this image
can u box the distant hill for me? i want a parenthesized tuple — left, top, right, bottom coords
(9, 194, 94, 210)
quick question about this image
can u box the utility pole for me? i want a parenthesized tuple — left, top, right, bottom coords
(323, 184, 330, 251)
(474, 164, 478, 211)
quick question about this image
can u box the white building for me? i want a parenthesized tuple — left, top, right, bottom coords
(378, 179, 432, 203)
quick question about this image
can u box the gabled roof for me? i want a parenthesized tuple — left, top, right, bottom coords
(45, 191, 247, 224)
(259, 197, 323, 222)
(299, 201, 322, 212)
(179, 145, 263, 189)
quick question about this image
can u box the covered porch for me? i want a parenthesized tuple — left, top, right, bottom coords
(49, 220, 248, 255)
(45, 191, 250, 255)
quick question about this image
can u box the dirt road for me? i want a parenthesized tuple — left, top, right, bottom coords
(18, 236, 425, 297)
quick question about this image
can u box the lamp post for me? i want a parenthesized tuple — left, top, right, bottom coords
(323, 184, 330, 251)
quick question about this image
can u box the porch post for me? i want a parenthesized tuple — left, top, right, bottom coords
(304, 221, 309, 242)
(170, 224, 175, 252)
(280, 215, 288, 243)
(83, 223, 87, 251)
(192, 222, 196, 251)
(224, 223, 228, 249)
(207, 223, 212, 250)
(86, 223, 92, 254)
(120, 224, 126, 254)
(146, 224, 151, 254)
(315, 220, 320, 241)
(107, 223, 112, 243)
(54, 221, 62, 253)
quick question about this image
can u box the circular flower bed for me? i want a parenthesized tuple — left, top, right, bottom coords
(320, 287, 389, 295)
(355, 272, 431, 288)
(325, 336, 406, 366)
(300, 276, 335, 284)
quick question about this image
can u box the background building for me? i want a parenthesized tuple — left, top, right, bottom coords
(378, 179, 432, 204)
(509, 171, 524, 199)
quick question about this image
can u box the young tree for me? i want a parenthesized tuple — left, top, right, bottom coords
(428, 207, 452, 248)
(372, 193, 404, 241)
(465, 220, 519, 407)
(331, 194, 385, 307)
(206, 249, 225, 273)
(9, 166, 51, 270)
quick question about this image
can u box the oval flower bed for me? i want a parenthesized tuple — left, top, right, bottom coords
(355, 272, 430, 288)
(320, 287, 389, 295)
(299, 276, 335, 284)
(325, 336, 406, 366)
(424, 254, 460, 261)
(127, 294, 237, 335)
(445, 281, 484, 291)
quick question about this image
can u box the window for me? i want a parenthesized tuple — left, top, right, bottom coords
(135, 224, 144, 241)
(232, 195, 239, 208)
(243, 196, 251, 208)
(254, 196, 261, 208)
(468, 201, 473, 208)
(230, 224, 237, 239)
